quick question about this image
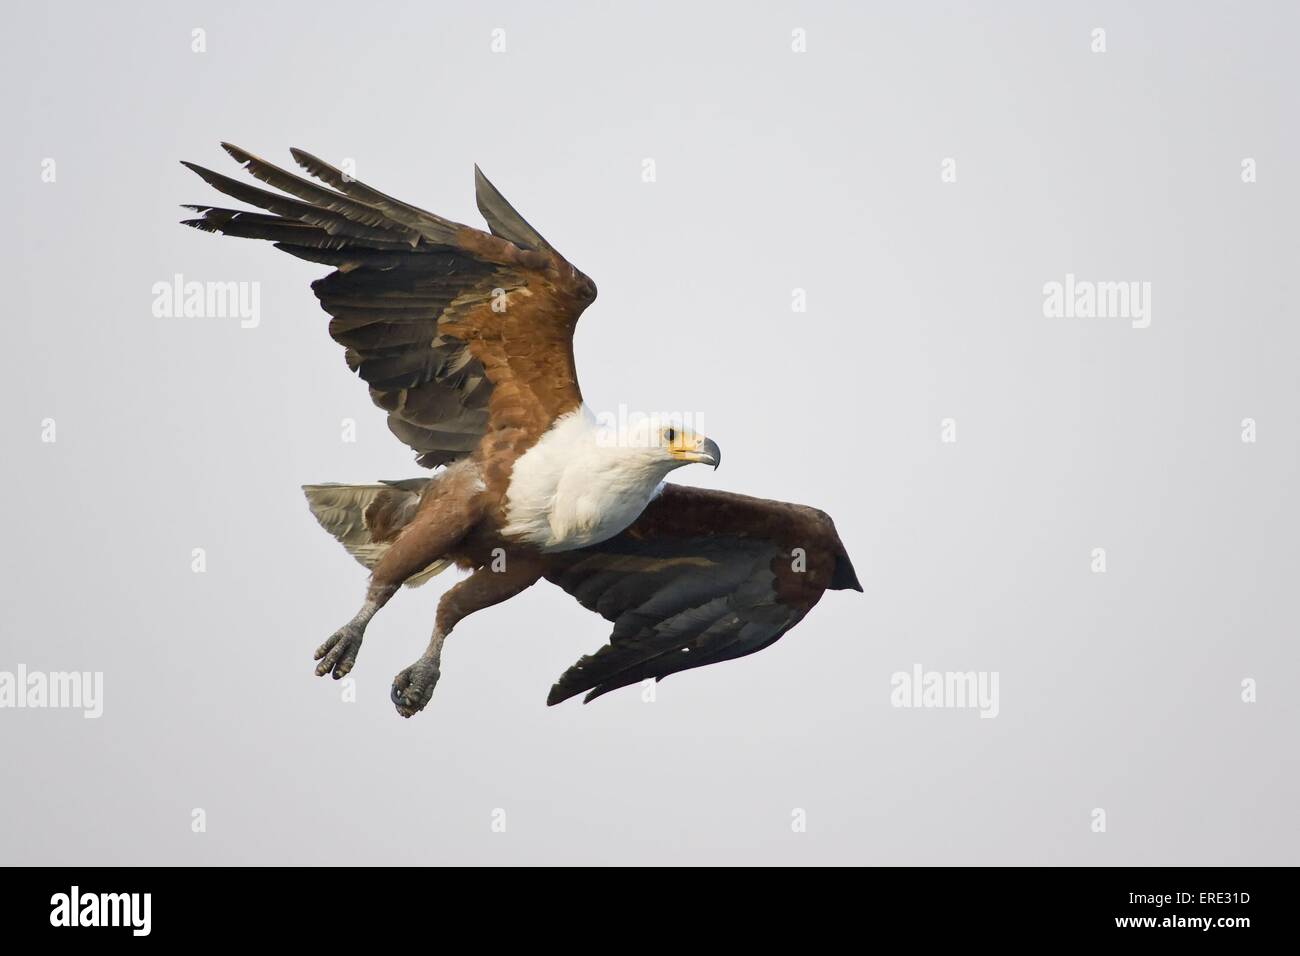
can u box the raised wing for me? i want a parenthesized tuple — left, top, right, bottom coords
(541, 484, 861, 705)
(181, 144, 596, 467)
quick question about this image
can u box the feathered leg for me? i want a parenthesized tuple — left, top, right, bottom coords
(314, 476, 484, 680)
(391, 554, 544, 717)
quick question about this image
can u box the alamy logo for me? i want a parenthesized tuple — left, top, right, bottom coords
(0, 665, 103, 718)
(1042, 273, 1151, 328)
(50, 886, 151, 936)
(151, 273, 261, 328)
(592, 404, 706, 448)
(890, 664, 1000, 718)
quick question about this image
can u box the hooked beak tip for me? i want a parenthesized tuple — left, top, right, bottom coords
(702, 437, 721, 470)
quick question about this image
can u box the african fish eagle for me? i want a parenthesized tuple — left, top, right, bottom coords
(181, 144, 861, 717)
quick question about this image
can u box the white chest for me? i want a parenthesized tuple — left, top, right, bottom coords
(500, 410, 670, 552)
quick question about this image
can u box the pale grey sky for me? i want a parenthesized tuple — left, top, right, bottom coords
(1, 0, 1296, 864)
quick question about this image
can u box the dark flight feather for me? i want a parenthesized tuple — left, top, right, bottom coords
(474, 165, 552, 251)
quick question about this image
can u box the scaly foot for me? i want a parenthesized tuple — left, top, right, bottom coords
(314, 624, 364, 679)
(391, 657, 441, 718)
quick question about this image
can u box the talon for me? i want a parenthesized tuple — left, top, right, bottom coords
(314, 625, 363, 679)
(391, 660, 440, 718)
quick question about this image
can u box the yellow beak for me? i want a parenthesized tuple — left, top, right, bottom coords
(671, 436, 721, 469)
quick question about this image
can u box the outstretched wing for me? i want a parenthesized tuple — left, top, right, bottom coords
(541, 484, 862, 705)
(181, 144, 596, 467)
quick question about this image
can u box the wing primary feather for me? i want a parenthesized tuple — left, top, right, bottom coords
(289, 147, 465, 246)
(180, 160, 410, 243)
(219, 143, 423, 244)
(474, 165, 553, 251)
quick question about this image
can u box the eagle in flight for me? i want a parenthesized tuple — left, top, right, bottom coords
(182, 144, 861, 717)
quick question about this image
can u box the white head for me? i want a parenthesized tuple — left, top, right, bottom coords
(599, 417, 721, 476)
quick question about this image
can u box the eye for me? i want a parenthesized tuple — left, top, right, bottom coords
(664, 428, 676, 443)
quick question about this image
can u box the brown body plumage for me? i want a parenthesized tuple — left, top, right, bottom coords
(183, 144, 860, 716)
